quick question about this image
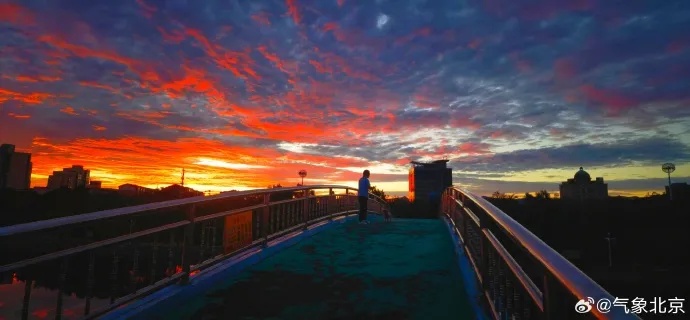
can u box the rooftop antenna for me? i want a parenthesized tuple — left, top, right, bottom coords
(181, 168, 185, 187)
(662, 163, 675, 200)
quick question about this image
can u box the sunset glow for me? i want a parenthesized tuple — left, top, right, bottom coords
(1, 0, 689, 196)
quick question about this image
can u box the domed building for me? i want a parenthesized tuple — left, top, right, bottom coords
(559, 167, 608, 200)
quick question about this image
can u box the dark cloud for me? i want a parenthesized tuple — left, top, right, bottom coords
(451, 137, 690, 173)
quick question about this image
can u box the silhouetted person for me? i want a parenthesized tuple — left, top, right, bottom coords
(358, 170, 371, 224)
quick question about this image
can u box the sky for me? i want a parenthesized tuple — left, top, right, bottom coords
(1, 0, 689, 197)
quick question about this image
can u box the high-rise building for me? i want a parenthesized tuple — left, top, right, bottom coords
(0, 144, 32, 190)
(559, 167, 608, 200)
(47, 165, 90, 190)
(408, 160, 453, 202)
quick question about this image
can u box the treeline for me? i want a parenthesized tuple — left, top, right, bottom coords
(484, 193, 690, 299)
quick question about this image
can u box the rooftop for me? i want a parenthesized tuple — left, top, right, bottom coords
(132, 216, 474, 319)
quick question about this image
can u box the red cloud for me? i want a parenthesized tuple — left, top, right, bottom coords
(251, 12, 271, 26)
(286, 0, 301, 25)
(554, 58, 577, 82)
(580, 85, 638, 116)
(0, 3, 35, 26)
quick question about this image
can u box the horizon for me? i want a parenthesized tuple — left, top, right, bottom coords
(2, 1, 689, 197)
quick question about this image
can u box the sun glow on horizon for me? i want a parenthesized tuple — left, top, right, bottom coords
(195, 158, 270, 170)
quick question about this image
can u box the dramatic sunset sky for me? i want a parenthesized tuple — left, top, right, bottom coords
(1, 0, 689, 196)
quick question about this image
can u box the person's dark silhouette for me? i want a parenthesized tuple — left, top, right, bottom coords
(358, 170, 371, 224)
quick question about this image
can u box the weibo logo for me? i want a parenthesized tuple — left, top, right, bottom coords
(575, 297, 595, 313)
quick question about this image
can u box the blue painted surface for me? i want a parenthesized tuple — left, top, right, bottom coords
(104, 213, 478, 319)
(102, 214, 356, 320)
(443, 216, 490, 320)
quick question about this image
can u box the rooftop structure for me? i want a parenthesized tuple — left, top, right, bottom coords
(0, 144, 32, 190)
(559, 167, 608, 200)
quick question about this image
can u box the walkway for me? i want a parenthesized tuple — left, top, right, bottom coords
(134, 216, 475, 319)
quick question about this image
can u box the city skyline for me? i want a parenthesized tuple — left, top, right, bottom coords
(1, 1, 690, 197)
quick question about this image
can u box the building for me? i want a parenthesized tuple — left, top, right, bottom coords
(88, 180, 102, 189)
(665, 182, 690, 201)
(118, 183, 156, 195)
(408, 160, 453, 202)
(0, 144, 32, 190)
(559, 167, 608, 200)
(47, 165, 90, 190)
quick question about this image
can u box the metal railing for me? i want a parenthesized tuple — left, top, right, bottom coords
(0, 185, 388, 320)
(442, 186, 640, 320)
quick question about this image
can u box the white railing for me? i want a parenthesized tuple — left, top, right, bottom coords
(443, 186, 640, 320)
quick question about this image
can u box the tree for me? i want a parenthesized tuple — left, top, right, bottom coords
(369, 185, 386, 199)
(536, 190, 550, 199)
(492, 191, 517, 199)
(524, 192, 535, 200)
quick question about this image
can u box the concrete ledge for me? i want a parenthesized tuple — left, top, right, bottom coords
(102, 213, 362, 320)
(442, 215, 489, 320)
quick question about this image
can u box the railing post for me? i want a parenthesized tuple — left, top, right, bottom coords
(303, 188, 310, 230)
(21, 279, 32, 320)
(476, 196, 491, 312)
(344, 189, 350, 214)
(328, 188, 334, 220)
(55, 257, 68, 319)
(261, 192, 270, 247)
(543, 273, 564, 320)
(180, 204, 196, 285)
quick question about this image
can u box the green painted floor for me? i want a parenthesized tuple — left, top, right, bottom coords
(161, 216, 475, 320)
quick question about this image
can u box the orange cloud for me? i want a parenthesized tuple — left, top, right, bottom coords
(60, 106, 78, 116)
(0, 88, 54, 105)
(7, 113, 31, 119)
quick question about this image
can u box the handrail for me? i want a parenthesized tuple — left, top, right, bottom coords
(1, 185, 388, 320)
(0, 184, 376, 236)
(462, 189, 613, 304)
(445, 186, 639, 320)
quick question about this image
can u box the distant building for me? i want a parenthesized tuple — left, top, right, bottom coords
(118, 183, 156, 195)
(559, 167, 608, 200)
(88, 181, 102, 189)
(408, 160, 453, 202)
(666, 182, 690, 201)
(0, 144, 32, 190)
(47, 165, 90, 190)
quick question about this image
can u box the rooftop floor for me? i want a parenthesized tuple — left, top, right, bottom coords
(144, 216, 475, 319)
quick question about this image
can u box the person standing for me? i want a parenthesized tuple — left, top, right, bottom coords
(358, 170, 371, 224)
